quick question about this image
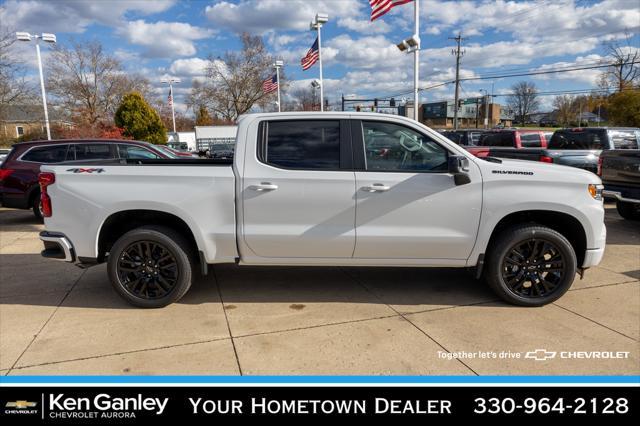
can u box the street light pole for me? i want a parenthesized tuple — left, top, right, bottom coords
(413, 0, 419, 122)
(16, 32, 56, 140)
(161, 77, 181, 134)
(310, 13, 328, 112)
(273, 60, 283, 112)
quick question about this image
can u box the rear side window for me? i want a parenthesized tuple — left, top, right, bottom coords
(520, 133, 542, 147)
(71, 144, 114, 160)
(548, 131, 604, 149)
(263, 120, 340, 169)
(21, 145, 69, 163)
(479, 132, 513, 147)
(609, 130, 639, 149)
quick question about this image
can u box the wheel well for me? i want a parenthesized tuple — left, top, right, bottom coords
(487, 210, 587, 266)
(98, 210, 199, 263)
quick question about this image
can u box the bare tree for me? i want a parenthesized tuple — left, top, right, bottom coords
(195, 33, 283, 121)
(553, 95, 576, 126)
(287, 86, 320, 111)
(0, 26, 36, 122)
(602, 33, 639, 92)
(506, 81, 539, 125)
(46, 40, 150, 125)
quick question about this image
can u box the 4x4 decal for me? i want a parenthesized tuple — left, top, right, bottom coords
(66, 168, 105, 174)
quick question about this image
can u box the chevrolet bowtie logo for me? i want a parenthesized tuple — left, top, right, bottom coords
(525, 349, 557, 361)
(5, 400, 37, 409)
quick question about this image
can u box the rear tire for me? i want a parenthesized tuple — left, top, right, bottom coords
(107, 225, 193, 308)
(616, 201, 640, 221)
(484, 224, 577, 307)
(31, 192, 43, 222)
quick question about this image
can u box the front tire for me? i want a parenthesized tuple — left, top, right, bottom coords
(484, 224, 577, 307)
(616, 201, 640, 221)
(107, 226, 193, 308)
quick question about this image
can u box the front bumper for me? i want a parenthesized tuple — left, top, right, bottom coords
(582, 224, 606, 269)
(40, 231, 75, 262)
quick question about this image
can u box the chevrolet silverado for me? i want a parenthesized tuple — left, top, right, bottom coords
(38, 112, 606, 308)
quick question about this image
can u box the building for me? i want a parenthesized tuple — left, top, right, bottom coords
(194, 125, 238, 153)
(400, 99, 513, 128)
(0, 105, 74, 141)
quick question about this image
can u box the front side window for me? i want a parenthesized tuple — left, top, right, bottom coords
(118, 145, 161, 159)
(21, 145, 69, 163)
(264, 120, 340, 169)
(72, 144, 114, 160)
(362, 121, 448, 172)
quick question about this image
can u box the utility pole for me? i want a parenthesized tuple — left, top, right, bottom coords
(449, 33, 465, 130)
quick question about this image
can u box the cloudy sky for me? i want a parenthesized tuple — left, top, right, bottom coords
(2, 0, 639, 113)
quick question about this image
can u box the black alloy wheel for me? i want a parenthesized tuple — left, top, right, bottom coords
(484, 224, 577, 307)
(116, 240, 178, 300)
(501, 238, 565, 298)
(108, 225, 193, 308)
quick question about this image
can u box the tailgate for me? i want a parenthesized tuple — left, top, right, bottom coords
(601, 151, 640, 186)
(546, 150, 600, 173)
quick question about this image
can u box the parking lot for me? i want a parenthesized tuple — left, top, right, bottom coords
(0, 204, 638, 376)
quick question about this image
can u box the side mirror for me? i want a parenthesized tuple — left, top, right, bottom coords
(448, 155, 471, 185)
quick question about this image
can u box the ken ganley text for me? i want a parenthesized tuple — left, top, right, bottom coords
(190, 398, 452, 415)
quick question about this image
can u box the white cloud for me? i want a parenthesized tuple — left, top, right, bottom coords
(169, 58, 210, 77)
(117, 20, 214, 58)
(205, 0, 363, 35)
(0, 0, 176, 33)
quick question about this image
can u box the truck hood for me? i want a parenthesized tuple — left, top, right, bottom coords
(480, 157, 601, 184)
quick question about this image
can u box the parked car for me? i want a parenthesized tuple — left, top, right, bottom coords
(0, 148, 10, 164)
(155, 145, 195, 158)
(440, 129, 483, 146)
(481, 127, 640, 173)
(465, 129, 550, 159)
(38, 112, 605, 309)
(598, 149, 640, 220)
(0, 139, 172, 220)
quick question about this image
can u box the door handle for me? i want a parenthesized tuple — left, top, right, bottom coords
(250, 182, 278, 191)
(362, 183, 391, 192)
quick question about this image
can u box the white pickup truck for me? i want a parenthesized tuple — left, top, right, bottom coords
(39, 112, 606, 308)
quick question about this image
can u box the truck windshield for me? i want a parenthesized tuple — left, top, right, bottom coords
(548, 131, 604, 149)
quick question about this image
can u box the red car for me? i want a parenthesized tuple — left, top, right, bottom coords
(0, 139, 172, 220)
(465, 129, 550, 158)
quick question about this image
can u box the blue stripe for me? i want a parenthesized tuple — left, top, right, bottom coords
(1, 376, 638, 384)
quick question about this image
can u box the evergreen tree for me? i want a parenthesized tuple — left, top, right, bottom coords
(115, 92, 166, 144)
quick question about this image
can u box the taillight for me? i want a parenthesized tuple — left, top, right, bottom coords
(597, 156, 603, 176)
(0, 169, 14, 181)
(38, 172, 55, 217)
(540, 155, 553, 163)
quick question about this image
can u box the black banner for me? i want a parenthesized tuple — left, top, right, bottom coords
(1, 386, 637, 423)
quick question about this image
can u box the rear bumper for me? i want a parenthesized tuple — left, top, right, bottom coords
(0, 191, 30, 209)
(603, 188, 640, 204)
(40, 231, 75, 262)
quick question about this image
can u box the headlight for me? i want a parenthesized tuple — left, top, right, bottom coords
(588, 184, 603, 201)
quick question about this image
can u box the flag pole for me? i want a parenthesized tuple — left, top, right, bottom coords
(317, 25, 324, 112)
(413, 0, 419, 122)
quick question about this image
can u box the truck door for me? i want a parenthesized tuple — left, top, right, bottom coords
(241, 119, 356, 258)
(352, 120, 482, 260)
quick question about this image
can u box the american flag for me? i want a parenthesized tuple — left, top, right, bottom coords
(301, 38, 319, 71)
(167, 86, 173, 107)
(262, 73, 278, 94)
(369, 0, 413, 21)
